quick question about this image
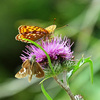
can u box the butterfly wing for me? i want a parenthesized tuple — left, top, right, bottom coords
(31, 62, 44, 78)
(15, 59, 31, 78)
(45, 25, 56, 34)
(35, 62, 44, 78)
(15, 25, 49, 43)
(15, 59, 44, 82)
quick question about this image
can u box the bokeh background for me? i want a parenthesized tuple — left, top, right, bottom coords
(0, 0, 100, 100)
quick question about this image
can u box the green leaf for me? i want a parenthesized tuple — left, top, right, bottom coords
(72, 57, 93, 83)
(39, 77, 50, 84)
(41, 83, 52, 100)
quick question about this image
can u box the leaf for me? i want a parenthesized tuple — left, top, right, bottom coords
(39, 77, 50, 84)
(68, 57, 93, 83)
(41, 83, 52, 100)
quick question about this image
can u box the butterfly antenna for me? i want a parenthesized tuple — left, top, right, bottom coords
(53, 18, 56, 25)
(56, 24, 68, 30)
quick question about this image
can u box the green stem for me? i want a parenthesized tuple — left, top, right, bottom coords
(21, 38, 55, 74)
(41, 83, 52, 100)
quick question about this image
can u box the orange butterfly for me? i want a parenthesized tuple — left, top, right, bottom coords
(15, 25, 56, 43)
(15, 56, 44, 82)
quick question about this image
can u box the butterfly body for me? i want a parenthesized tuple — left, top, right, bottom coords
(15, 56, 44, 82)
(15, 25, 56, 43)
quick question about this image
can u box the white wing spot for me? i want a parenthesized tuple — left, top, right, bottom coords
(39, 72, 41, 74)
(19, 68, 26, 74)
(24, 68, 26, 73)
(33, 34, 36, 36)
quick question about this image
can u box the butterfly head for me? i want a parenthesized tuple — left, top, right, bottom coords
(30, 55, 36, 62)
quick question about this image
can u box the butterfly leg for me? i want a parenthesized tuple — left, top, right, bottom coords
(28, 66, 33, 82)
(28, 74, 33, 82)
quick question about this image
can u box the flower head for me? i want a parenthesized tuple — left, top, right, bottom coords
(21, 36, 74, 75)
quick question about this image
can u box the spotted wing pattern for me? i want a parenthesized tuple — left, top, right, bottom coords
(15, 59, 31, 79)
(15, 59, 44, 82)
(15, 25, 56, 43)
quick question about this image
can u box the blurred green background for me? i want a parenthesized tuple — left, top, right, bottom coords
(0, 0, 100, 100)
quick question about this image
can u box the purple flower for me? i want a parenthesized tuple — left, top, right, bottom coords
(20, 36, 74, 68)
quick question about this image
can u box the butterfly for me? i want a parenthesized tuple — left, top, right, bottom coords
(15, 25, 56, 43)
(15, 55, 44, 82)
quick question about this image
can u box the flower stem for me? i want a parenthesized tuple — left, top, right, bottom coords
(54, 76, 75, 100)
(63, 71, 67, 86)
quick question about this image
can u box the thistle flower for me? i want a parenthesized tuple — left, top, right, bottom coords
(20, 36, 74, 76)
